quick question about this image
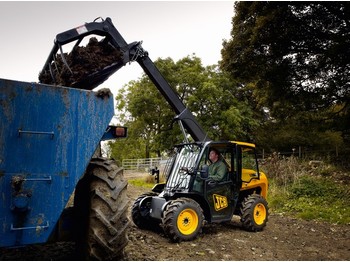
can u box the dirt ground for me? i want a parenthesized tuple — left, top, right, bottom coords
(1, 171, 349, 261)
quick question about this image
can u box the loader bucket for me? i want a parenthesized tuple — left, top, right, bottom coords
(39, 17, 128, 90)
(39, 36, 125, 90)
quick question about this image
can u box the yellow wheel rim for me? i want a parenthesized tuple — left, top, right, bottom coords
(254, 203, 267, 225)
(177, 208, 199, 235)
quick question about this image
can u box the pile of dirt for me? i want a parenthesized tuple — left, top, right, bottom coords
(39, 37, 123, 88)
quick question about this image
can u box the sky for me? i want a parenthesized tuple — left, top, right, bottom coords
(0, 1, 234, 95)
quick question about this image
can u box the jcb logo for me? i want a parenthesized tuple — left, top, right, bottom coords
(213, 194, 228, 211)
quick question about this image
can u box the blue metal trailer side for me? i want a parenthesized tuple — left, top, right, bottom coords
(0, 78, 114, 247)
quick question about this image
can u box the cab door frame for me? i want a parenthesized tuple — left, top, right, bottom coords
(203, 143, 237, 223)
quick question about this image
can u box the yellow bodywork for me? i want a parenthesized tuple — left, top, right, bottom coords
(241, 169, 268, 199)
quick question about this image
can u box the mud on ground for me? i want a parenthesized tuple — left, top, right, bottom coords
(1, 171, 349, 261)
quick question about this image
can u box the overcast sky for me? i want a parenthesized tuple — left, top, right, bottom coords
(0, 1, 234, 94)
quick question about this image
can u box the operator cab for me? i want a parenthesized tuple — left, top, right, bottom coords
(192, 141, 260, 191)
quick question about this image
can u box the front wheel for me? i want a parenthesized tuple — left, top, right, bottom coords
(162, 198, 204, 242)
(240, 194, 269, 232)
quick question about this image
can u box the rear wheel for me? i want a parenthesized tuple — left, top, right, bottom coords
(162, 198, 204, 242)
(131, 192, 161, 231)
(74, 158, 129, 260)
(240, 194, 269, 232)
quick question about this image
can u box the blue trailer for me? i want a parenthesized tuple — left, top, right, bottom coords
(0, 78, 129, 259)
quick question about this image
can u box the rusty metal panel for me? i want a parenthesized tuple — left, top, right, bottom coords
(0, 78, 114, 247)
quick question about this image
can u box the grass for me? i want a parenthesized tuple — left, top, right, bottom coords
(128, 178, 155, 189)
(128, 173, 165, 189)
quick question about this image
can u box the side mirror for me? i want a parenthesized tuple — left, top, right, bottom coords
(150, 167, 160, 184)
(200, 165, 209, 179)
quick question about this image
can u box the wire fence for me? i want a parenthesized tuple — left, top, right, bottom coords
(257, 146, 344, 160)
(122, 157, 165, 171)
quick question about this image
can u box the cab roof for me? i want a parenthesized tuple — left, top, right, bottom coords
(232, 141, 256, 148)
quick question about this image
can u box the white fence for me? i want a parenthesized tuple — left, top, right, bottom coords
(122, 157, 165, 171)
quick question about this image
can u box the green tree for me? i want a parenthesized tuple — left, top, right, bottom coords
(221, 2, 349, 113)
(114, 76, 176, 158)
(110, 55, 259, 160)
(108, 121, 150, 164)
(221, 2, 350, 152)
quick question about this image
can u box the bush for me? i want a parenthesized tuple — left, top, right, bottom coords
(291, 176, 344, 198)
(260, 156, 306, 186)
(264, 158, 350, 224)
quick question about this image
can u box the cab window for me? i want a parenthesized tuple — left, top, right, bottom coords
(241, 147, 259, 182)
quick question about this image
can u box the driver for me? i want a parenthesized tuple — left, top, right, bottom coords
(208, 148, 227, 182)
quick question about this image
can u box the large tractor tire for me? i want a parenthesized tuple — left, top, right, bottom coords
(162, 198, 204, 242)
(240, 194, 269, 232)
(74, 158, 129, 260)
(131, 192, 161, 231)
